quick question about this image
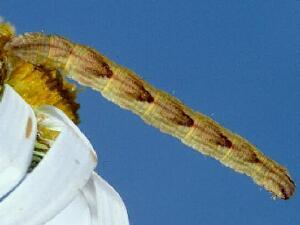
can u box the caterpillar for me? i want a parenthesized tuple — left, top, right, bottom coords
(3, 32, 295, 199)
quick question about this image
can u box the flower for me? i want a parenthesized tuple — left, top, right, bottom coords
(0, 85, 129, 225)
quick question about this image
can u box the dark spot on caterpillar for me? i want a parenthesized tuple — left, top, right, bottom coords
(76, 47, 113, 79)
(217, 133, 232, 148)
(231, 142, 261, 163)
(101, 62, 113, 78)
(122, 72, 154, 103)
(280, 186, 289, 200)
(248, 153, 260, 163)
(137, 88, 154, 103)
(85, 64, 113, 79)
(279, 175, 295, 200)
(155, 96, 194, 127)
(253, 156, 259, 163)
(175, 113, 194, 127)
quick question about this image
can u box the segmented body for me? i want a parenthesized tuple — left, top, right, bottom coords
(4, 32, 295, 199)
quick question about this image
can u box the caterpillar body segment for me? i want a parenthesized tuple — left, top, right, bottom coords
(4, 32, 295, 199)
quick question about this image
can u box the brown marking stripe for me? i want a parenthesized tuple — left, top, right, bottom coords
(76, 47, 114, 78)
(83, 65, 113, 79)
(176, 112, 194, 127)
(137, 88, 154, 103)
(217, 133, 233, 148)
(154, 100, 194, 127)
(8, 38, 114, 79)
(111, 71, 154, 103)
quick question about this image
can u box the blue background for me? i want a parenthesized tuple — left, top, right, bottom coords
(1, 1, 299, 224)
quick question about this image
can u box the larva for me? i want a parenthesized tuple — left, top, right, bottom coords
(4, 32, 295, 199)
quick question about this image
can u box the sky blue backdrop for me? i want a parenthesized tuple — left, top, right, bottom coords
(1, 1, 299, 224)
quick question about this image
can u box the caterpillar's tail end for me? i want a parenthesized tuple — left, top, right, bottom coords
(280, 175, 296, 200)
(269, 173, 296, 200)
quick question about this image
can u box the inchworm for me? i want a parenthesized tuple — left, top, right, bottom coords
(3, 32, 295, 199)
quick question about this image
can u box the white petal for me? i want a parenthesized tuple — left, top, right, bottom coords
(46, 191, 92, 225)
(84, 172, 129, 225)
(0, 105, 97, 225)
(0, 85, 37, 199)
(47, 172, 129, 225)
